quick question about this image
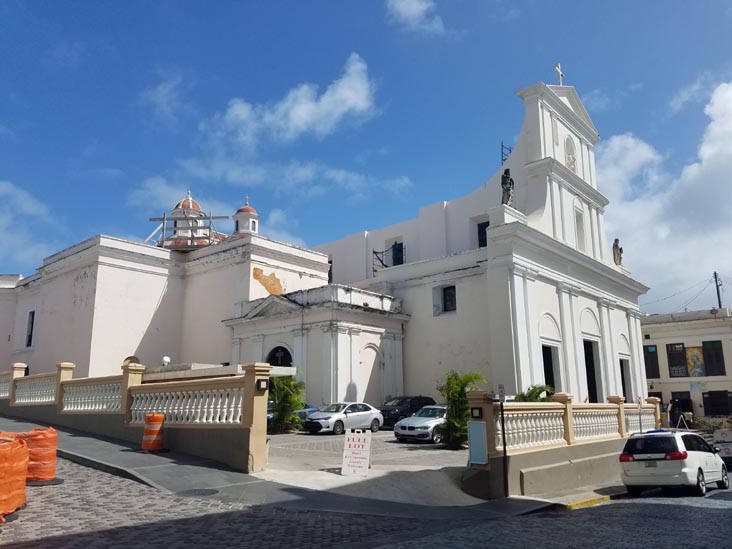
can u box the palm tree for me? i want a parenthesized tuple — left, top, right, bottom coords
(436, 370, 486, 450)
(514, 384, 554, 402)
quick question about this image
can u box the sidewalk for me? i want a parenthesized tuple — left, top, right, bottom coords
(0, 414, 622, 517)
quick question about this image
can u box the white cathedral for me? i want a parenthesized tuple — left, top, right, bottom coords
(0, 81, 649, 407)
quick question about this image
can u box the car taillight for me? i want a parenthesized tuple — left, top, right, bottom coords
(619, 454, 635, 462)
(664, 451, 688, 461)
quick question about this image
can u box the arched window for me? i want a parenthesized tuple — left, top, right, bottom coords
(266, 346, 292, 367)
(565, 136, 577, 173)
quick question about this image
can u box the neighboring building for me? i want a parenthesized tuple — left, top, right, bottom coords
(0, 79, 649, 407)
(641, 308, 732, 418)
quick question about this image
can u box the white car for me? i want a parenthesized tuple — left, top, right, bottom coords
(620, 430, 730, 496)
(394, 405, 446, 443)
(302, 402, 383, 435)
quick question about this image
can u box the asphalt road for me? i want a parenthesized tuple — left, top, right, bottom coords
(2, 458, 730, 549)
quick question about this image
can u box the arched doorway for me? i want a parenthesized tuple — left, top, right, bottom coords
(266, 346, 293, 367)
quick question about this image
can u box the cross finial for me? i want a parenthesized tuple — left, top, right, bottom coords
(554, 63, 564, 86)
(245, 195, 249, 205)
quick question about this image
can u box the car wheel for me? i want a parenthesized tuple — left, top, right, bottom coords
(431, 430, 443, 444)
(626, 486, 643, 498)
(370, 419, 380, 432)
(718, 466, 729, 489)
(694, 469, 706, 497)
(333, 421, 345, 436)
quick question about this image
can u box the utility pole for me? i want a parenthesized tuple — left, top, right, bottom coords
(714, 271, 723, 309)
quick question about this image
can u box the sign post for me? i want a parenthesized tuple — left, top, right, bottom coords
(636, 396, 643, 434)
(498, 384, 508, 497)
(341, 429, 372, 477)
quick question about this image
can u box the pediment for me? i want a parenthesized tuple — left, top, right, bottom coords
(547, 85, 598, 135)
(243, 295, 301, 320)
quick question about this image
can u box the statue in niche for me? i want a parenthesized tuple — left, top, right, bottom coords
(501, 168, 514, 206)
(613, 238, 623, 266)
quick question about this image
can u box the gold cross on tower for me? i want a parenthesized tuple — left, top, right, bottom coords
(554, 63, 564, 86)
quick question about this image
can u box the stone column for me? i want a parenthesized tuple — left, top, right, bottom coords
(242, 362, 272, 473)
(121, 363, 146, 424)
(608, 395, 627, 437)
(9, 363, 26, 405)
(629, 311, 646, 401)
(557, 284, 579, 397)
(55, 362, 75, 413)
(320, 324, 336, 406)
(231, 337, 242, 368)
(292, 328, 308, 382)
(598, 299, 616, 400)
(646, 396, 662, 429)
(251, 335, 264, 363)
(551, 392, 574, 445)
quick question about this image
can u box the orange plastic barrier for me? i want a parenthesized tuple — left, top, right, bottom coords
(142, 413, 164, 451)
(0, 427, 58, 481)
(0, 437, 28, 522)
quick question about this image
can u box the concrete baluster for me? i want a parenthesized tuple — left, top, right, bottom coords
(551, 392, 574, 445)
(607, 395, 627, 437)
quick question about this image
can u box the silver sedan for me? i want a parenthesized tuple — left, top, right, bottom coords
(303, 402, 383, 435)
(394, 405, 447, 443)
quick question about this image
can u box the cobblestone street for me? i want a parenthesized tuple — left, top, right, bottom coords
(3, 458, 732, 548)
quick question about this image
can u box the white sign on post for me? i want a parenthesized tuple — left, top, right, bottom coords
(341, 429, 372, 477)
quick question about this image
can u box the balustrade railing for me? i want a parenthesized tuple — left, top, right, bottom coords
(128, 376, 246, 427)
(625, 407, 656, 434)
(0, 372, 10, 399)
(61, 376, 123, 413)
(573, 405, 621, 441)
(495, 404, 565, 450)
(13, 373, 57, 405)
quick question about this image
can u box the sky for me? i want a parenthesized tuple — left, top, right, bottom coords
(2, 1, 732, 314)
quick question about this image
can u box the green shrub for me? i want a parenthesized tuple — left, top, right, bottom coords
(436, 370, 485, 450)
(268, 374, 305, 434)
(514, 384, 554, 402)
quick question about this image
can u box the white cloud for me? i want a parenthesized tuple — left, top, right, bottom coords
(141, 73, 192, 123)
(45, 40, 85, 70)
(669, 72, 720, 114)
(386, 0, 445, 35)
(582, 83, 644, 114)
(201, 53, 375, 153)
(0, 181, 55, 272)
(599, 81, 732, 313)
(0, 123, 16, 141)
(259, 209, 307, 247)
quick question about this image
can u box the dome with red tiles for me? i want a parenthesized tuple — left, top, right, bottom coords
(236, 197, 258, 215)
(173, 191, 202, 212)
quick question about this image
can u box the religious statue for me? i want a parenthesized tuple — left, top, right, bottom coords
(501, 168, 514, 206)
(612, 238, 623, 266)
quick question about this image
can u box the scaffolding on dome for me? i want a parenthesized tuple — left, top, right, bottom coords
(146, 211, 230, 251)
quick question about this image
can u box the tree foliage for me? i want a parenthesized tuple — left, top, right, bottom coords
(268, 374, 305, 434)
(514, 384, 554, 402)
(436, 370, 485, 450)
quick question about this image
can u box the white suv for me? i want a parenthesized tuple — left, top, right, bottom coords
(619, 430, 729, 497)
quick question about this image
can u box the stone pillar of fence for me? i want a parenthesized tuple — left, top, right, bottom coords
(9, 363, 27, 404)
(467, 390, 497, 461)
(121, 363, 146, 423)
(645, 396, 662, 429)
(607, 395, 627, 437)
(243, 362, 272, 473)
(551, 392, 574, 445)
(55, 363, 75, 412)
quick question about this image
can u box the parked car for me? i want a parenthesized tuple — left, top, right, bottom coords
(380, 396, 437, 427)
(619, 429, 730, 497)
(267, 401, 275, 424)
(295, 403, 319, 422)
(303, 402, 383, 435)
(394, 405, 447, 444)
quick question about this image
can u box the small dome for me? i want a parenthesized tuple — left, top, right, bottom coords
(173, 190, 202, 212)
(236, 196, 258, 215)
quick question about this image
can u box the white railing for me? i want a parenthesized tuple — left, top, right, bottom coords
(625, 407, 656, 434)
(13, 373, 57, 405)
(0, 373, 10, 399)
(61, 376, 123, 413)
(128, 377, 246, 426)
(574, 406, 621, 441)
(495, 406, 565, 450)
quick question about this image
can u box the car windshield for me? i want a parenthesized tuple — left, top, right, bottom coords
(384, 398, 410, 406)
(416, 407, 446, 418)
(623, 436, 678, 454)
(321, 404, 347, 413)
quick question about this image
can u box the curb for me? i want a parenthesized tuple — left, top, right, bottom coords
(563, 491, 626, 510)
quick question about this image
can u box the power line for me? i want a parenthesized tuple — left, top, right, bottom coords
(676, 279, 713, 312)
(639, 278, 710, 307)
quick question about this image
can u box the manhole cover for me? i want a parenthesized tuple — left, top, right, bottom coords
(27, 478, 64, 486)
(175, 489, 219, 497)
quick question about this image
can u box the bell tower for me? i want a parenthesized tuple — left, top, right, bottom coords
(233, 197, 260, 235)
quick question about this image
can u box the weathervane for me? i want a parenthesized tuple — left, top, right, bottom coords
(554, 62, 564, 85)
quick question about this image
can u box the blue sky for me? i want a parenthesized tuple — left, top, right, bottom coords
(2, 1, 732, 313)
